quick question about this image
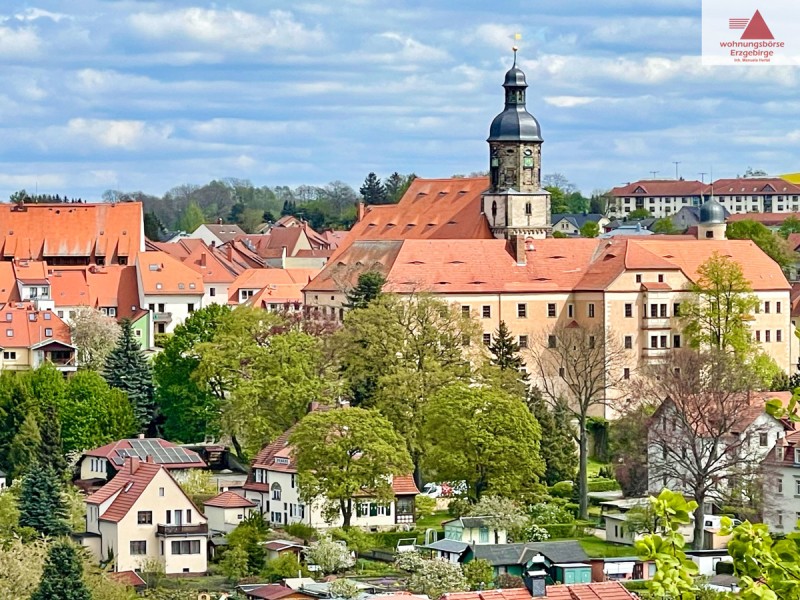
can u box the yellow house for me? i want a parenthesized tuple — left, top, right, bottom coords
(83, 457, 208, 576)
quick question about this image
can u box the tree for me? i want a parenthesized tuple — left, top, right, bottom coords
(567, 192, 589, 214)
(195, 307, 326, 457)
(551, 230, 567, 238)
(227, 513, 269, 574)
(423, 383, 543, 501)
(779, 216, 800, 239)
(59, 371, 137, 453)
(407, 559, 469, 598)
(219, 544, 249, 582)
(143, 212, 165, 241)
(31, 540, 91, 600)
(489, 321, 525, 373)
(464, 558, 494, 590)
(652, 218, 676, 234)
(38, 403, 67, 476)
(579, 221, 599, 238)
(103, 320, 156, 433)
(528, 323, 626, 519)
(19, 463, 69, 537)
(681, 251, 759, 357)
(529, 390, 577, 486)
(644, 349, 771, 549)
(467, 496, 529, 543)
(176, 201, 205, 232)
(494, 574, 525, 589)
(263, 552, 308, 582)
(291, 407, 412, 528)
(589, 191, 611, 215)
(329, 578, 360, 599)
(153, 304, 230, 442)
(70, 307, 121, 371)
(609, 401, 652, 497)
(384, 172, 406, 204)
(727, 219, 796, 274)
(8, 413, 42, 478)
(344, 271, 386, 310)
(743, 166, 768, 178)
(628, 208, 653, 220)
(305, 535, 355, 574)
(359, 172, 388, 205)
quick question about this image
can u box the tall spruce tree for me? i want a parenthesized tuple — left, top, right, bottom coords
(103, 319, 156, 433)
(38, 404, 67, 476)
(528, 389, 578, 485)
(31, 540, 91, 600)
(19, 463, 69, 536)
(344, 271, 386, 309)
(8, 413, 42, 478)
(489, 321, 526, 373)
(359, 172, 388, 205)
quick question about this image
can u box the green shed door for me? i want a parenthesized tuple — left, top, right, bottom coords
(578, 567, 591, 583)
(563, 569, 575, 585)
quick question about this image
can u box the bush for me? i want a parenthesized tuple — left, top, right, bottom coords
(587, 478, 621, 493)
(284, 522, 317, 542)
(153, 333, 171, 348)
(528, 502, 575, 525)
(540, 521, 592, 539)
(371, 530, 422, 551)
(448, 497, 471, 518)
(564, 503, 580, 518)
(550, 481, 573, 498)
(330, 527, 373, 554)
(494, 574, 525, 589)
(415, 495, 437, 518)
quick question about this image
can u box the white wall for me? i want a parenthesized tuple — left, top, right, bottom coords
(141, 293, 204, 333)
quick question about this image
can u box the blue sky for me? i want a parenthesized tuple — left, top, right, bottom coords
(0, 0, 798, 200)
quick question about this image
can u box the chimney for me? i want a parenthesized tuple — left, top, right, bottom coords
(355, 202, 365, 222)
(217, 217, 223, 225)
(145, 455, 154, 464)
(200, 252, 207, 267)
(138, 433, 145, 439)
(513, 235, 526, 266)
(129, 457, 140, 474)
(281, 245, 287, 268)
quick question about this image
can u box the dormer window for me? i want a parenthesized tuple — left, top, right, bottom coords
(275, 457, 289, 465)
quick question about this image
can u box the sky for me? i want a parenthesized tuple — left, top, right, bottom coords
(1, 0, 800, 200)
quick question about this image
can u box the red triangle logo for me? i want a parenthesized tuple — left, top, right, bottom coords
(741, 10, 774, 39)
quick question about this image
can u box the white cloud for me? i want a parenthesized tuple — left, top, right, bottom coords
(128, 8, 325, 52)
(13, 8, 70, 22)
(66, 119, 173, 149)
(188, 119, 314, 140)
(377, 32, 450, 62)
(0, 26, 41, 57)
(544, 96, 598, 108)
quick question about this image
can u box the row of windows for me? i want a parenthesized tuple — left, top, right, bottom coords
(758, 301, 782, 314)
(129, 540, 201, 556)
(754, 330, 783, 343)
(482, 333, 528, 348)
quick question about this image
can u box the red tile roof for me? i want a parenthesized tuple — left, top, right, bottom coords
(229, 268, 319, 305)
(391, 475, 420, 495)
(714, 178, 800, 195)
(331, 177, 493, 260)
(198, 223, 246, 243)
(610, 180, 708, 197)
(727, 211, 800, 225)
(108, 570, 147, 588)
(544, 582, 635, 600)
(84, 437, 207, 471)
(246, 584, 298, 600)
(204, 491, 256, 509)
(0, 202, 143, 262)
(0, 302, 72, 349)
(136, 250, 205, 295)
(238, 228, 309, 259)
(153, 240, 246, 284)
(442, 589, 533, 600)
(49, 265, 142, 319)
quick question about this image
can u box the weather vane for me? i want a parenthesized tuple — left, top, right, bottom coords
(512, 32, 522, 64)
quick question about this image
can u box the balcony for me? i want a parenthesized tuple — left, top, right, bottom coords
(156, 523, 208, 537)
(641, 347, 670, 360)
(153, 312, 172, 323)
(642, 316, 671, 330)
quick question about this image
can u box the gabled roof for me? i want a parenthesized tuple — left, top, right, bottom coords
(136, 251, 205, 295)
(714, 177, 800, 195)
(0, 301, 72, 349)
(331, 177, 493, 259)
(551, 214, 606, 229)
(392, 475, 420, 495)
(544, 582, 635, 600)
(108, 570, 147, 588)
(727, 211, 800, 225)
(238, 228, 308, 259)
(443, 516, 493, 528)
(422, 538, 470, 553)
(246, 584, 297, 600)
(204, 491, 256, 509)
(196, 223, 246, 243)
(610, 180, 708, 197)
(229, 268, 318, 305)
(468, 541, 588, 566)
(0, 202, 144, 261)
(84, 437, 207, 471)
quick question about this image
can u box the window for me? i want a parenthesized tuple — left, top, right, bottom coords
(462, 305, 470, 317)
(130, 541, 147, 555)
(658, 274, 664, 283)
(209, 287, 216, 297)
(567, 304, 574, 318)
(623, 368, 631, 380)
(624, 336, 632, 349)
(548, 335, 556, 349)
(171, 540, 201, 555)
(760, 433, 769, 447)
(558, 367, 565, 377)
(158, 487, 165, 497)
(766, 330, 771, 343)
(777, 301, 782, 314)
(57, 310, 63, 318)
(660, 335, 667, 348)
(765, 301, 771, 314)
(624, 303, 632, 318)
(5, 329, 12, 338)
(186, 509, 192, 523)
(778, 330, 783, 342)
(518, 303, 527, 318)
(778, 512, 784, 528)
(518, 335, 528, 349)
(135, 329, 142, 338)
(44, 328, 52, 337)
(650, 304, 658, 318)
(43, 312, 51, 320)
(547, 303, 556, 317)
(525, 202, 532, 216)
(479, 527, 489, 543)
(483, 333, 491, 346)
(635, 274, 642, 283)
(660, 304, 667, 317)
(756, 330, 761, 342)
(674, 303, 681, 317)
(461, 334, 471, 347)
(188, 303, 195, 313)
(271, 483, 282, 501)
(589, 336, 596, 349)
(795, 448, 800, 464)
(673, 335, 681, 349)
(482, 305, 491, 318)
(3, 351, 16, 360)
(137, 511, 153, 525)
(778, 478, 784, 495)
(651, 335, 658, 348)
(588, 303, 595, 318)
(795, 479, 800, 496)
(28, 313, 35, 321)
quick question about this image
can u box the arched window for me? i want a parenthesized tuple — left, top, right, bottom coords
(491, 201, 498, 218)
(271, 482, 282, 501)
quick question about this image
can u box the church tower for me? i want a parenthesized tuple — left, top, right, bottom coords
(482, 51, 551, 239)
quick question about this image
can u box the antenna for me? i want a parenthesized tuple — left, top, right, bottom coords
(650, 171, 659, 179)
(698, 172, 707, 183)
(673, 161, 681, 179)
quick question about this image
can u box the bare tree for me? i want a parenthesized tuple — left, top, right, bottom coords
(69, 307, 122, 371)
(527, 322, 627, 519)
(644, 349, 779, 549)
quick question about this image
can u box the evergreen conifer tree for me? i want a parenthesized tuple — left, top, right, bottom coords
(344, 271, 386, 309)
(8, 412, 42, 478)
(103, 319, 156, 433)
(359, 172, 388, 205)
(39, 403, 68, 476)
(31, 540, 91, 600)
(384, 172, 405, 203)
(528, 389, 578, 485)
(489, 321, 526, 374)
(19, 463, 69, 536)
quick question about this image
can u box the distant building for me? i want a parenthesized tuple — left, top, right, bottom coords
(189, 223, 246, 247)
(550, 214, 609, 236)
(203, 491, 257, 533)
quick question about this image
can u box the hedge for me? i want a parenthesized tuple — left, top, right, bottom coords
(587, 478, 621, 493)
(541, 521, 593, 539)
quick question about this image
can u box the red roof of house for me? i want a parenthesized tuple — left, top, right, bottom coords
(203, 491, 256, 509)
(246, 584, 297, 600)
(727, 211, 800, 225)
(442, 590, 533, 600)
(136, 250, 205, 295)
(153, 239, 246, 285)
(714, 178, 800, 195)
(229, 268, 318, 305)
(610, 180, 708, 197)
(0, 202, 144, 261)
(84, 437, 207, 471)
(392, 475, 420, 495)
(108, 570, 147, 588)
(543, 582, 635, 600)
(0, 301, 72, 349)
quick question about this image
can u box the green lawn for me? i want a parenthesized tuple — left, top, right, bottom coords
(587, 458, 610, 478)
(415, 509, 450, 531)
(578, 536, 637, 558)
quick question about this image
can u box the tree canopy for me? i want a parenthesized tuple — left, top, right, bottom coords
(726, 219, 796, 274)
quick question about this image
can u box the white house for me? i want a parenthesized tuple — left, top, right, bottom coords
(82, 457, 209, 575)
(243, 428, 419, 530)
(189, 223, 246, 247)
(203, 491, 257, 533)
(761, 426, 800, 532)
(442, 516, 508, 545)
(135, 251, 204, 334)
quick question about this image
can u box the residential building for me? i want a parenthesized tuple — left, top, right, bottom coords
(443, 516, 508, 545)
(550, 214, 610, 236)
(713, 178, 800, 214)
(760, 423, 800, 532)
(82, 457, 209, 575)
(203, 491, 257, 533)
(263, 539, 307, 562)
(0, 301, 76, 373)
(228, 268, 318, 313)
(243, 427, 419, 529)
(727, 210, 800, 231)
(608, 180, 708, 219)
(189, 222, 246, 247)
(461, 540, 590, 581)
(77, 436, 207, 487)
(135, 251, 204, 334)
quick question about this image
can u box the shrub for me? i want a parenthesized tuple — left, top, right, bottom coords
(415, 495, 437, 518)
(494, 574, 525, 589)
(528, 502, 575, 525)
(587, 478, 621, 493)
(284, 522, 317, 542)
(448, 497, 471, 518)
(330, 527, 373, 554)
(550, 481, 573, 498)
(564, 503, 580, 518)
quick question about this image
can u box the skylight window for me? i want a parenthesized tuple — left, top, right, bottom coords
(148, 264, 159, 271)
